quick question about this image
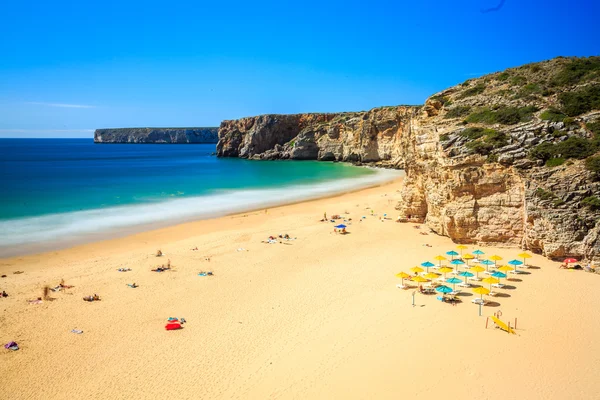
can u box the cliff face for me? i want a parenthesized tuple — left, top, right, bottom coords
(217, 56, 600, 261)
(94, 127, 218, 144)
(217, 107, 418, 166)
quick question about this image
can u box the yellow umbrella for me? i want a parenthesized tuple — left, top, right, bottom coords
(473, 286, 490, 299)
(497, 265, 514, 273)
(438, 267, 453, 278)
(395, 271, 411, 286)
(518, 252, 532, 266)
(434, 255, 447, 267)
(489, 255, 503, 267)
(411, 275, 428, 283)
(410, 266, 424, 274)
(469, 265, 485, 280)
(482, 276, 500, 290)
(457, 244, 468, 256)
(463, 253, 475, 266)
(424, 272, 440, 280)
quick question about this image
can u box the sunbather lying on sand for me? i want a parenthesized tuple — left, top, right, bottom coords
(198, 271, 214, 276)
(126, 283, 138, 288)
(151, 266, 170, 272)
(83, 294, 100, 302)
(117, 268, 131, 272)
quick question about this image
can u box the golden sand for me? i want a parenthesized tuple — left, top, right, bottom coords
(1, 179, 599, 399)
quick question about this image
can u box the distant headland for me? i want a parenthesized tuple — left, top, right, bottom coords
(94, 127, 218, 144)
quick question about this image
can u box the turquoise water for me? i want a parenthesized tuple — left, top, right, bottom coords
(0, 139, 401, 255)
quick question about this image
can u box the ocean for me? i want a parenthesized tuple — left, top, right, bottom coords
(0, 139, 402, 256)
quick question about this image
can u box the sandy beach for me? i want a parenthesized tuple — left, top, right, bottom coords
(1, 178, 599, 399)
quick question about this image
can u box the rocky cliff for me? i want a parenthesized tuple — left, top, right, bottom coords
(94, 127, 218, 144)
(217, 56, 600, 261)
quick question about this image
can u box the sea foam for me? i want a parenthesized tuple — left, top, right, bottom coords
(0, 168, 403, 257)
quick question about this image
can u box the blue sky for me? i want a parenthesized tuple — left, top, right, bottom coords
(0, 0, 598, 138)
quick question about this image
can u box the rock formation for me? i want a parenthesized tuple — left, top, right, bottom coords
(94, 127, 218, 144)
(218, 56, 600, 261)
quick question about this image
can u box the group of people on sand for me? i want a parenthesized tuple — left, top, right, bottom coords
(152, 259, 171, 272)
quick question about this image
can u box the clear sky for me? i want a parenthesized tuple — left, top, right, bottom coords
(0, 0, 598, 138)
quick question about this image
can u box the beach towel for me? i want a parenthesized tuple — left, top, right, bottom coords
(4, 341, 19, 351)
(71, 329, 83, 334)
(165, 322, 182, 331)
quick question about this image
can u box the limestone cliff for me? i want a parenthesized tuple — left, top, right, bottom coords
(217, 56, 600, 261)
(94, 127, 218, 144)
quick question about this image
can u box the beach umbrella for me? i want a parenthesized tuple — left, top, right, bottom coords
(410, 266, 424, 274)
(424, 272, 440, 280)
(395, 272, 411, 286)
(480, 259, 495, 272)
(434, 255, 447, 267)
(450, 259, 465, 274)
(470, 265, 485, 280)
(421, 261, 435, 272)
(473, 249, 485, 256)
(508, 259, 523, 268)
(491, 271, 507, 285)
(489, 255, 503, 267)
(438, 267, 453, 279)
(411, 275, 429, 285)
(456, 244, 468, 256)
(498, 265, 514, 274)
(334, 224, 347, 229)
(436, 285, 453, 294)
(564, 258, 578, 264)
(482, 276, 500, 290)
(459, 271, 474, 282)
(463, 254, 475, 266)
(446, 277, 462, 290)
(446, 250, 459, 260)
(473, 286, 490, 300)
(518, 252, 532, 266)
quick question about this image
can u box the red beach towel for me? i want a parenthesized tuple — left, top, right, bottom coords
(165, 322, 182, 331)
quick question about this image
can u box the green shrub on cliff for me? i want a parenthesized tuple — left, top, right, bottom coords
(586, 120, 600, 136)
(459, 83, 486, 99)
(535, 188, 557, 201)
(462, 128, 508, 155)
(545, 157, 565, 167)
(466, 106, 538, 125)
(444, 106, 471, 119)
(551, 57, 600, 87)
(497, 72, 510, 81)
(530, 136, 598, 166)
(515, 83, 542, 99)
(431, 94, 452, 106)
(559, 85, 600, 116)
(582, 196, 600, 210)
(585, 156, 600, 180)
(541, 108, 567, 122)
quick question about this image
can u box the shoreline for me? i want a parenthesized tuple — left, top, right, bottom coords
(0, 167, 403, 259)
(0, 172, 403, 262)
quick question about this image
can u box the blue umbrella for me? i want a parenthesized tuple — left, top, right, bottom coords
(436, 285, 453, 294)
(459, 271, 474, 280)
(491, 271, 507, 285)
(450, 259, 465, 272)
(473, 249, 485, 256)
(334, 224, 347, 229)
(508, 259, 523, 266)
(446, 277, 462, 290)
(480, 259, 494, 271)
(421, 261, 435, 273)
(446, 250, 459, 259)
